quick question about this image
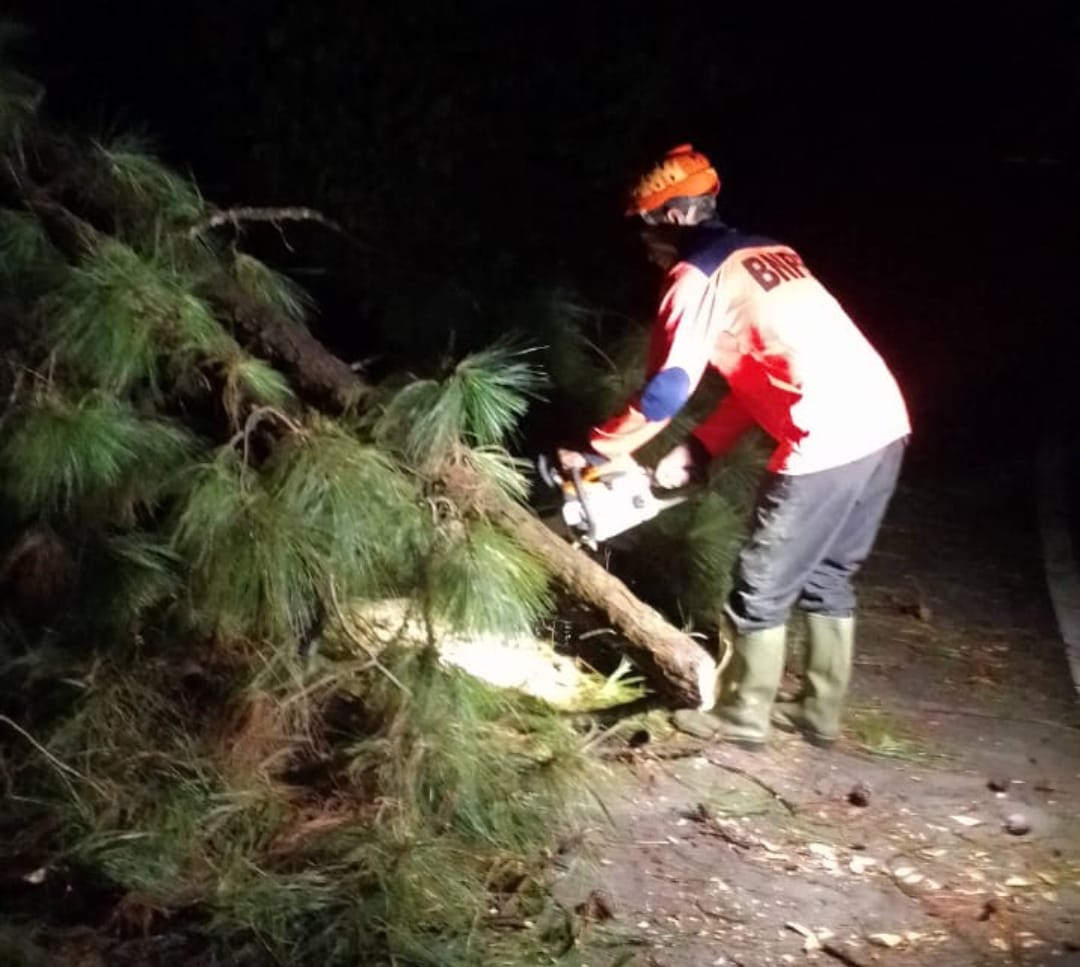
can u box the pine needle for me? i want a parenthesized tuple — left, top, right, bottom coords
(174, 424, 423, 642)
(48, 238, 234, 393)
(0, 209, 60, 288)
(0, 394, 198, 515)
(171, 450, 323, 641)
(463, 446, 532, 503)
(427, 520, 551, 634)
(222, 355, 295, 426)
(95, 533, 183, 628)
(527, 287, 639, 420)
(233, 252, 313, 323)
(453, 343, 546, 446)
(377, 342, 545, 464)
(352, 647, 585, 854)
(91, 134, 204, 227)
(264, 420, 423, 599)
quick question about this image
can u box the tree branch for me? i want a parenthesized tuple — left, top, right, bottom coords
(23, 189, 369, 411)
(187, 206, 346, 240)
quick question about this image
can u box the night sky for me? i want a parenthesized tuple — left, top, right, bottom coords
(7, 2, 1078, 471)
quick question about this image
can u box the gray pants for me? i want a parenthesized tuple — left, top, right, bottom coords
(726, 438, 907, 633)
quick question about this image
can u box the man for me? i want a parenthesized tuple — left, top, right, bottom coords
(561, 144, 910, 748)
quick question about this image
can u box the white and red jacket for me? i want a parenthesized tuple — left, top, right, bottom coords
(589, 223, 910, 475)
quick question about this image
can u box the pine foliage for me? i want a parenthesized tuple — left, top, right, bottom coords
(0, 209, 60, 289)
(233, 251, 313, 323)
(529, 288, 631, 421)
(427, 520, 551, 634)
(172, 449, 324, 641)
(91, 533, 183, 630)
(354, 647, 582, 849)
(47, 238, 234, 393)
(172, 423, 424, 642)
(263, 420, 421, 596)
(222, 353, 296, 423)
(377, 342, 544, 467)
(87, 134, 205, 232)
(0, 394, 197, 516)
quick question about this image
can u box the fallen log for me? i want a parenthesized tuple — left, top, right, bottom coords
(218, 280, 368, 412)
(480, 495, 717, 708)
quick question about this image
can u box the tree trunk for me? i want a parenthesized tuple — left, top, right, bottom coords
(482, 496, 717, 708)
(218, 283, 368, 412)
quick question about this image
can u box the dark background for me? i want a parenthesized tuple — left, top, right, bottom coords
(6, 2, 1078, 473)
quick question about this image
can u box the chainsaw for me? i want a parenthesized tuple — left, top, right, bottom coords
(536, 455, 692, 549)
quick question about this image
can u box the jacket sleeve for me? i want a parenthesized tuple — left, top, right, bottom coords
(690, 392, 755, 457)
(588, 262, 716, 459)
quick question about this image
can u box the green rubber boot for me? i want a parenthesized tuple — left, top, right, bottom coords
(772, 613, 854, 747)
(673, 625, 786, 748)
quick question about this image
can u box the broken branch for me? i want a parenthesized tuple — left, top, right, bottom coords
(188, 205, 346, 240)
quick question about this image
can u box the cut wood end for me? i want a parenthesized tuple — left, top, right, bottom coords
(695, 654, 719, 710)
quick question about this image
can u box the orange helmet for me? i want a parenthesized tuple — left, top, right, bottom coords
(625, 143, 721, 216)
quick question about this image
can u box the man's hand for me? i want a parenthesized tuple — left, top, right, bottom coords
(653, 440, 710, 489)
(556, 448, 590, 472)
(557, 449, 642, 478)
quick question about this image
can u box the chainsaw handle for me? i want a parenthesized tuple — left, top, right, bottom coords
(570, 467, 599, 544)
(536, 453, 562, 489)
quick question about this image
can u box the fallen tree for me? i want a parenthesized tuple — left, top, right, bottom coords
(0, 69, 591, 965)
(17, 142, 718, 711)
(0, 38, 728, 967)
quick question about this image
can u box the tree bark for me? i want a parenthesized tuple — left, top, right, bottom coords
(216, 282, 368, 412)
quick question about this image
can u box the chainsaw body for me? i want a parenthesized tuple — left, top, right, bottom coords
(538, 456, 689, 548)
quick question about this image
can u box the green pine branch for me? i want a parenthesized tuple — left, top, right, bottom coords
(89, 134, 205, 228)
(232, 252, 313, 324)
(376, 342, 545, 466)
(0, 394, 198, 517)
(426, 520, 551, 634)
(46, 237, 237, 395)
